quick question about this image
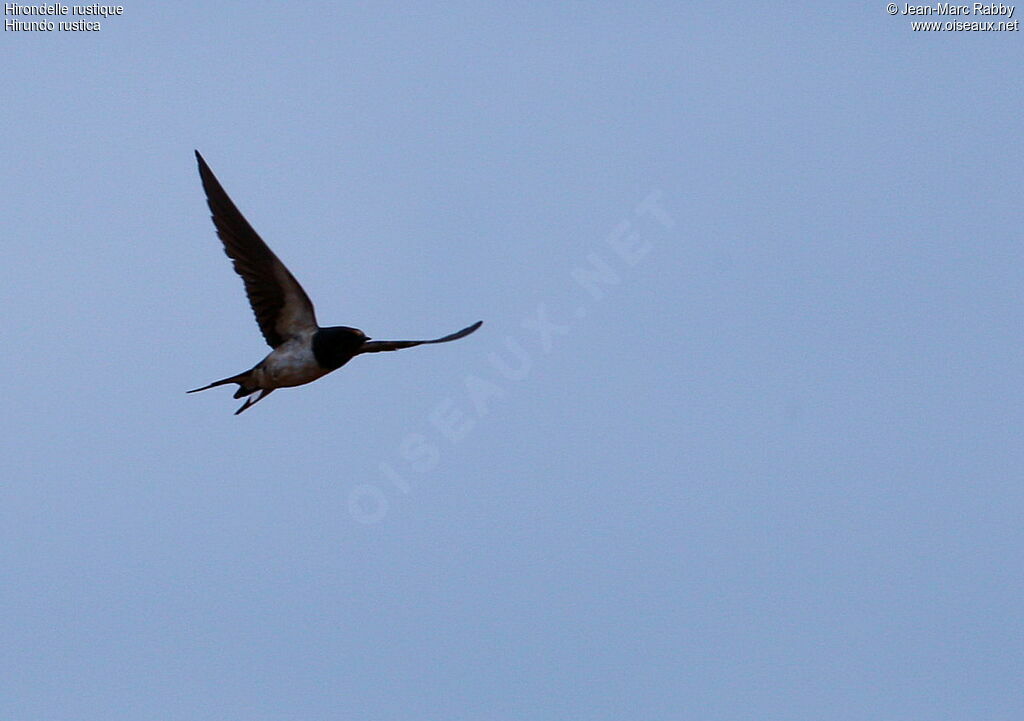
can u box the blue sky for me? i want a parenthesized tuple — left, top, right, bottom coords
(2, 3, 1022, 720)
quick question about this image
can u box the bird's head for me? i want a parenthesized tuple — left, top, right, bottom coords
(312, 326, 371, 369)
(335, 326, 370, 346)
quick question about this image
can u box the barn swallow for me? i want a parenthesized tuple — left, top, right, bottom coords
(188, 151, 482, 415)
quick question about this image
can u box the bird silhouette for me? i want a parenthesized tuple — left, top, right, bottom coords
(188, 151, 482, 415)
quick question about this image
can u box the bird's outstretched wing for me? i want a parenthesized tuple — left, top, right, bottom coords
(358, 321, 483, 354)
(195, 151, 318, 348)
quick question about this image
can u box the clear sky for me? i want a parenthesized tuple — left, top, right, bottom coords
(2, 3, 1022, 720)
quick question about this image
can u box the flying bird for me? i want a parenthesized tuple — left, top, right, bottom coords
(188, 151, 482, 415)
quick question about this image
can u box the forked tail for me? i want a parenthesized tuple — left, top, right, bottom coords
(187, 370, 274, 415)
(186, 371, 249, 394)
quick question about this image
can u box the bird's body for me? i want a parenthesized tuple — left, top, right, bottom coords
(256, 330, 331, 388)
(188, 151, 482, 414)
